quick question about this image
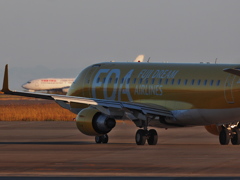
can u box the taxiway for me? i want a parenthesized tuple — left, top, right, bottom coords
(0, 121, 240, 179)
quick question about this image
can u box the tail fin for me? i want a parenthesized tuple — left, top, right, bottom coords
(1, 64, 53, 99)
(133, 54, 144, 62)
(1, 64, 10, 93)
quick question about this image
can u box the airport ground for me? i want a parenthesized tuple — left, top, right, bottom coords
(1, 98, 240, 179)
(1, 121, 240, 179)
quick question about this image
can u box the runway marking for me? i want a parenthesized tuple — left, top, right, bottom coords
(76, 168, 123, 171)
(34, 168, 56, 171)
(84, 164, 96, 167)
(101, 169, 123, 171)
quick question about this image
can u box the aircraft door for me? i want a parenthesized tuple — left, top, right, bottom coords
(84, 65, 100, 97)
(224, 74, 236, 104)
(35, 81, 39, 88)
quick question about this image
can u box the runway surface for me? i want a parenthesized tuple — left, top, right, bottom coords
(0, 121, 240, 179)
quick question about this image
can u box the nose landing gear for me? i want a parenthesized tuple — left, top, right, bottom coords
(95, 134, 109, 144)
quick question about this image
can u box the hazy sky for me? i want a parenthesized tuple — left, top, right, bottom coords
(1, 0, 240, 70)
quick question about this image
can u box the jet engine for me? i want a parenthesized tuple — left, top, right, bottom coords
(76, 108, 116, 136)
(205, 125, 222, 136)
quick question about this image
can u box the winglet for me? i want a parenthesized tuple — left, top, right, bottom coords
(1, 64, 11, 93)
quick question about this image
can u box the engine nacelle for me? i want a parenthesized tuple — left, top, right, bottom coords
(205, 125, 222, 136)
(76, 108, 116, 136)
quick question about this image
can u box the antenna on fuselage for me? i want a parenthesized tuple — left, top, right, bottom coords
(215, 58, 218, 64)
(147, 57, 151, 63)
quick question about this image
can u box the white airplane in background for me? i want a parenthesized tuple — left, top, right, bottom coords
(22, 78, 74, 93)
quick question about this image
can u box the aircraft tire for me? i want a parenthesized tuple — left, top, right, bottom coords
(135, 129, 147, 145)
(95, 136, 102, 144)
(102, 134, 109, 144)
(147, 129, 158, 145)
(219, 129, 230, 145)
(231, 128, 240, 145)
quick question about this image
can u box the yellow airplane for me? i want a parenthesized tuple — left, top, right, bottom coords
(2, 62, 240, 145)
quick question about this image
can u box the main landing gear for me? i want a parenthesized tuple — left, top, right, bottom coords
(135, 129, 158, 145)
(94, 117, 159, 145)
(134, 116, 158, 145)
(219, 126, 240, 145)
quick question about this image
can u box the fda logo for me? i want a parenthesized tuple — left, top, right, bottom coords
(92, 69, 134, 101)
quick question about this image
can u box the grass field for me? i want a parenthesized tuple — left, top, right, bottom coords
(0, 95, 75, 121)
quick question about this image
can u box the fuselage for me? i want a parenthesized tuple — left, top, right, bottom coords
(22, 78, 74, 92)
(67, 62, 240, 126)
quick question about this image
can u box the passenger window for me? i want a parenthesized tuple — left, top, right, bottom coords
(159, 79, 162, 84)
(103, 78, 106, 83)
(204, 80, 207, 86)
(127, 78, 130, 84)
(108, 78, 112, 83)
(198, 80, 201, 85)
(165, 79, 169, 85)
(133, 78, 136, 84)
(191, 79, 195, 85)
(184, 79, 188, 85)
(171, 79, 175, 85)
(152, 79, 155, 84)
(139, 78, 143, 84)
(210, 80, 214, 86)
(121, 78, 124, 84)
(97, 77, 100, 83)
(178, 79, 181, 85)
(145, 78, 148, 84)
(115, 78, 118, 84)
(216, 80, 220, 86)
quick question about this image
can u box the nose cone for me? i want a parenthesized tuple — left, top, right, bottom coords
(22, 82, 30, 90)
(22, 83, 27, 89)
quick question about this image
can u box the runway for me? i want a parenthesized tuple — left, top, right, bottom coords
(0, 121, 240, 179)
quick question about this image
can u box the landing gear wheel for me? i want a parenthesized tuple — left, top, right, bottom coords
(102, 134, 109, 144)
(231, 128, 240, 145)
(95, 136, 102, 144)
(135, 129, 147, 145)
(147, 129, 158, 145)
(219, 129, 230, 145)
(95, 134, 109, 144)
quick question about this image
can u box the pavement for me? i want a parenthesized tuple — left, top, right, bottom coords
(0, 121, 240, 179)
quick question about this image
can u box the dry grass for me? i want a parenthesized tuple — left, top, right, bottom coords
(0, 94, 32, 100)
(0, 100, 75, 121)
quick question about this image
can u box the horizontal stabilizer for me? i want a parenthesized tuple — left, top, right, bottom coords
(223, 68, 240, 76)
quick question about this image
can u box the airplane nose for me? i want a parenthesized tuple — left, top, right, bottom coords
(22, 83, 28, 89)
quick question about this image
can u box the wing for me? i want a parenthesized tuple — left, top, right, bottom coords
(1, 64, 173, 123)
(52, 95, 173, 118)
(223, 68, 240, 76)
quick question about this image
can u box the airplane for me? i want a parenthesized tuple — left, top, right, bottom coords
(22, 78, 74, 93)
(2, 61, 240, 146)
